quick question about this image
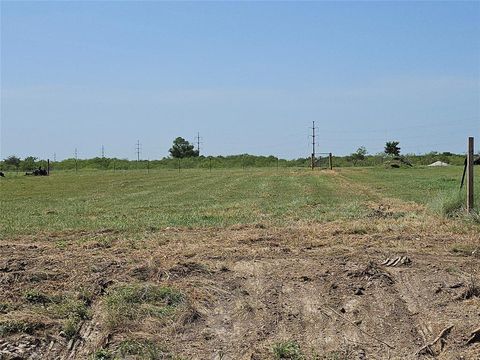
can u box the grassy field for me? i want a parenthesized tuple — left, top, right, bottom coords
(1, 166, 480, 359)
(1, 166, 478, 238)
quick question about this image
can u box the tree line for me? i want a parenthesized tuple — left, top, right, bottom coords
(0, 139, 471, 171)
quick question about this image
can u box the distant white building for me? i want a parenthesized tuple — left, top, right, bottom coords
(428, 161, 449, 167)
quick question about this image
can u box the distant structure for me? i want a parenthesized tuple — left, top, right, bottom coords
(428, 161, 449, 167)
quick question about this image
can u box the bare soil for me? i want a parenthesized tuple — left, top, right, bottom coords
(1, 208, 479, 359)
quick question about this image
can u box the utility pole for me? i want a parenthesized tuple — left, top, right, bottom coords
(467, 137, 474, 212)
(135, 140, 141, 162)
(196, 132, 201, 155)
(101, 145, 105, 158)
(310, 121, 317, 170)
(74, 148, 78, 173)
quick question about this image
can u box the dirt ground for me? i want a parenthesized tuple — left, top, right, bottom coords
(1, 203, 479, 359)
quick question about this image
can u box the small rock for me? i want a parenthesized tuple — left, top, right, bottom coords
(354, 287, 365, 295)
(449, 282, 464, 289)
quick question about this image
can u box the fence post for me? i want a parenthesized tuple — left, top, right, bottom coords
(47, 159, 50, 175)
(328, 153, 333, 170)
(467, 137, 474, 212)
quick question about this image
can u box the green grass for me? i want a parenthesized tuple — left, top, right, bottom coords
(0, 320, 44, 336)
(272, 340, 304, 360)
(340, 166, 480, 205)
(103, 283, 183, 330)
(1, 167, 478, 237)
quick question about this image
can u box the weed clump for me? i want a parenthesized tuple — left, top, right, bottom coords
(430, 190, 464, 217)
(118, 339, 168, 359)
(272, 340, 304, 360)
(90, 349, 113, 360)
(0, 320, 44, 335)
(24, 290, 52, 304)
(103, 283, 183, 330)
(24, 291, 92, 339)
(458, 277, 480, 300)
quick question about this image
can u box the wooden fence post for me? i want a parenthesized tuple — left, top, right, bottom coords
(329, 153, 333, 170)
(47, 159, 50, 175)
(467, 137, 474, 212)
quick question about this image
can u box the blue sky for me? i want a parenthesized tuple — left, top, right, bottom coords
(1, 1, 479, 160)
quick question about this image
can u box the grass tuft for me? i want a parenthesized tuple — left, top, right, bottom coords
(272, 340, 304, 360)
(24, 290, 52, 304)
(118, 339, 167, 359)
(103, 284, 183, 330)
(429, 190, 464, 217)
(90, 349, 113, 360)
(0, 320, 44, 335)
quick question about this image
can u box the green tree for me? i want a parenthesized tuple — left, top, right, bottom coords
(21, 156, 38, 171)
(350, 146, 367, 166)
(384, 141, 401, 156)
(4, 155, 21, 170)
(169, 137, 199, 158)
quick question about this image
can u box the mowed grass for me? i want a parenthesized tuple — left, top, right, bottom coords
(0, 166, 478, 237)
(339, 166, 477, 204)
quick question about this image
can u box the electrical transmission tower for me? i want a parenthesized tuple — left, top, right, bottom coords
(135, 140, 141, 161)
(74, 148, 78, 172)
(196, 132, 202, 155)
(101, 145, 105, 158)
(309, 121, 317, 169)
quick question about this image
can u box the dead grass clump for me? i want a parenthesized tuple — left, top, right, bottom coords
(458, 277, 480, 300)
(349, 261, 394, 285)
(103, 283, 184, 331)
(168, 261, 210, 278)
(450, 244, 479, 257)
